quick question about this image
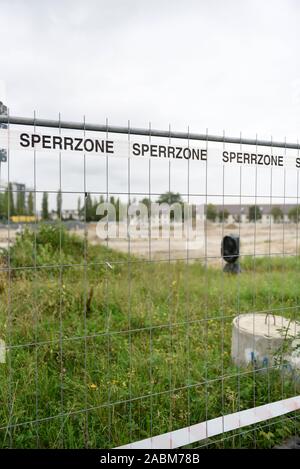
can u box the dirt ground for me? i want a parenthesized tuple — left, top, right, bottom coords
(0, 221, 298, 267)
(86, 221, 300, 266)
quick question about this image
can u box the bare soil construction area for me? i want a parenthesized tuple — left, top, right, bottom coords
(0, 221, 298, 267)
(86, 221, 300, 266)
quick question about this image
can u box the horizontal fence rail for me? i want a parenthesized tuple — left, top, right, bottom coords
(1, 115, 300, 150)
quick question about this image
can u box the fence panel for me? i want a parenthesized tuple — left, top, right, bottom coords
(0, 113, 299, 449)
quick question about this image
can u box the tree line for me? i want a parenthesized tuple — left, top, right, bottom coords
(0, 188, 184, 221)
(0, 183, 34, 219)
(206, 203, 300, 223)
(4, 186, 300, 224)
(41, 191, 121, 222)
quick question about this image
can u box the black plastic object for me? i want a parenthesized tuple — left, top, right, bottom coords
(221, 234, 240, 264)
(221, 234, 241, 273)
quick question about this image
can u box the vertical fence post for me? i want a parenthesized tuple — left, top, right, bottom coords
(0, 101, 8, 162)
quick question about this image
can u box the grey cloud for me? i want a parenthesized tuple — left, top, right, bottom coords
(1, 0, 300, 209)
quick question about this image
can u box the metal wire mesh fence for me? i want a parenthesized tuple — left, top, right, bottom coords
(0, 113, 299, 449)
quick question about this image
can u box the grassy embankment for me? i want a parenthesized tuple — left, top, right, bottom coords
(0, 224, 299, 448)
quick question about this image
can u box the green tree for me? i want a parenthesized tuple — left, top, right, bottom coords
(84, 193, 93, 222)
(57, 189, 63, 219)
(115, 197, 120, 222)
(156, 191, 182, 205)
(288, 206, 300, 223)
(3, 190, 8, 220)
(206, 203, 217, 222)
(77, 196, 81, 220)
(140, 197, 151, 209)
(78, 193, 100, 222)
(0, 192, 5, 219)
(218, 208, 229, 223)
(3, 183, 15, 218)
(41, 192, 49, 220)
(27, 192, 34, 216)
(156, 192, 183, 221)
(248, 205, 262, 222)
(271, 206, 283, 223)
(16, 190, 25, 215)
(140, 197, 151, 217)
(92, 197, 99, 220)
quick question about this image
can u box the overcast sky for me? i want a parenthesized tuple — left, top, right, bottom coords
(1, 0, 300, 138)
(1, 0, 300, 210)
